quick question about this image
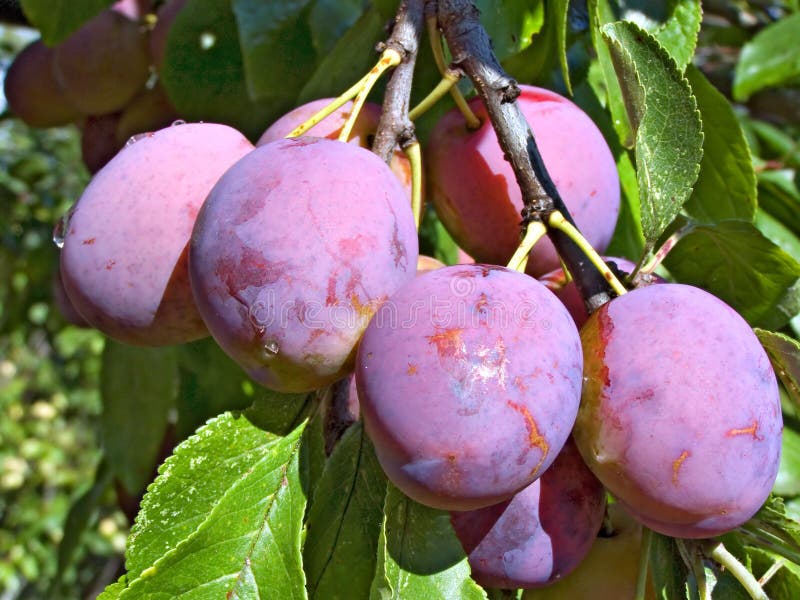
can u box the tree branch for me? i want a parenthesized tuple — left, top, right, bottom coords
(372, 0, 425, 162)
(436, 0, 615, 312)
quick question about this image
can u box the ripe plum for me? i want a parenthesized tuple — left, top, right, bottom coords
(451, 439, 605, 589)
(60, 122, 253, 345)
(356, 264, 583, 510)
(189, 137, 418, 392)
(426, 85, 620, 276)
(575, 283, 782, 538)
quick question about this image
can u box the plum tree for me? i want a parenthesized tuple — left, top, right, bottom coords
(258, 98, 412, 195)
(425, 85, 620, 276)
(356, 263, 583, 510)
(3, 40, 81, 128)
(53, 8, 150, 115)
(450, 439, 605, 589)
(574, 283, 782, 538)
(523, 504, 656, 600)
(60, 122, 254, 346)
(189, 136, 418, 393)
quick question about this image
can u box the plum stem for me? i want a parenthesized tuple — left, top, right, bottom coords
(635, 221, 697, 278)
(404, 140, 424, 228)
(286, 74, 371, 138)
(435, 0, 618, 314)
(548, 211, 627, 296)
(408, 70, 461, 121)
(425, 13, 480, 128)
(507, 221, 547, 272)
(705, 541, 768, 600)
(635, 527, 652, 600)
(340, 49, 402, 142)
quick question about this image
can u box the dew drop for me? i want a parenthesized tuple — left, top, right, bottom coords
(53, 204, 76, 249)
(171, 119, 187, 127)
(264, 340, 280, 356)
(126, 132, 152, 147)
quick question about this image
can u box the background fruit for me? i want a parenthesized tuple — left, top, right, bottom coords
(426, 85, 620, 276)
(189, 137, 418, 392)
(3, 40, 81, 128)
(115, 85, 179, 147)
(356, 264, 583, 510)
(523, 504, 656, 600)
(451, 439, 605, 589)
(575, 283, 782, 538)
(80, 112, 123, 174)
(60, 122, 254, 345)
(53, 8, 150, 115)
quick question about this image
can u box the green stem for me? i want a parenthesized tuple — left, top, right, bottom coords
(408, 71, 460, 121)
(635, 528, 652, 600)
(547, 211, 628, 296)
(404, 140, 423, 228)
(340, 49, 401, 142)
(636, 221, 696, 277)
(706, 542, 768, 600)
(506, 221, 547, 272)
(426, 15, 480, 128)
(287, 74, 369, 138)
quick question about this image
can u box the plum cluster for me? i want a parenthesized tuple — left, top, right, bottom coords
(3, 0, 182, 173)
(35, 48, 782, 592)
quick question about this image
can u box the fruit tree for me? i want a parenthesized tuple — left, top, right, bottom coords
(2, 0, 800, 598)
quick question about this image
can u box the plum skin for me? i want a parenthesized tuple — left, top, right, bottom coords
(189, 137, 418, 393)
(426, 85, 620, 276)
(451, 439, 605, 590)
(60, 123, 254, 346)
(356, 264, 583, 511)
(574, 283, 782, 538)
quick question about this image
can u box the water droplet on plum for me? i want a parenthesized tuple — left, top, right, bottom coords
(171, 119, 187, 127)
(264, 340, 280, 356)
(53, 205, 76, 248)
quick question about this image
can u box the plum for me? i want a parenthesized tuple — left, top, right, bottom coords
(60, 122, 254, 345)
(80, 113, 123, 174)
(53, 8, 150, 115)
(189, 137, 418, 393)
(149, 0, 186, 70)
(451, 439, 605, 589)
(356, 264, 583, 510)
(115, 85, 179, 147)
(426, 85, 620, 276)
(3, 40, 81, 128)
(258, 98, 412, 195)
(574, 283, 782, 538)
(523, 504, 656, 600)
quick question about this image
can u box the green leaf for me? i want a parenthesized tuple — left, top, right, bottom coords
(101, 341, 178, 495)
(56, 458, 114, 581)
(776, 424, 800, 497)
(98, 576, 128, 600)
(759, 170, 800, 239)
(299, 7, 386, 103)
(475, 0, 545, 63)
(308, 0, 364, 57)
(664, 222, 800, 329)
(160, 0, 286, 140)
(755, 329, 800, 408)
(738, 495, 800, 567)
(231, 0, 317, 102)
(20, 0, 113, 45)
(601, 21, 703, 247)
(370, 485, 487, 600)
(734, 12, 800, 101)
(649, 533, 693, 600)
(304, 423, 386, 599)
(683, 66, 757, 223)
(756, 209, 800, 264)
(119, 415, 308, 598)
(589, 0, 635, 148)
(648, 0, 702, 70)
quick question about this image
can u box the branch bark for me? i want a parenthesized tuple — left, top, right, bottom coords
(436, 0, 616, 312)
(372, 0, 425, 162)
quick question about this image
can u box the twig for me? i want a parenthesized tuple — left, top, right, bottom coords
(436, 0, 616, 312)
(372, 0, 426, 163)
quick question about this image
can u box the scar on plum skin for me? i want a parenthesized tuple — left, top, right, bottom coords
(726, 420, 762, 440)
(407, 363, 417, 375)
(672, 450, 690, 485)
(426, 327, 466, 358)
(506, 399, 549, 477)
(82, 237, 96, 245)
